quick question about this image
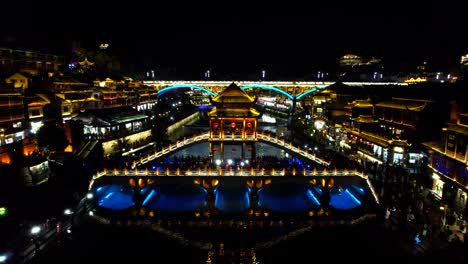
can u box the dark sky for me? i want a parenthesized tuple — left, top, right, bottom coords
(1, 3, 467, 78)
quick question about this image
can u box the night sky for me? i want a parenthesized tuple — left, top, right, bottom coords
(1, 3, 467, 78)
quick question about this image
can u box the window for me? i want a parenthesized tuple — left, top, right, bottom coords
(63, 106, 69, 113)
(31, 109, 40, 116)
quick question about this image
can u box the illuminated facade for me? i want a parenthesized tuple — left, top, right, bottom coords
(344, 98, 437, 166)
(0, 92, 25, 164)
(424, 105, 468, 216)
(73, 106, 152, 157)
(208, 83, 260, 161)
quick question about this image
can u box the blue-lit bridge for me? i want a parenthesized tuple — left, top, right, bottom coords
(144, 80, 408, 100)
(86, 168, 380, 223)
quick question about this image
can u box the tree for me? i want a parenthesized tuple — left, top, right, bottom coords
(36, 124, 68, 152)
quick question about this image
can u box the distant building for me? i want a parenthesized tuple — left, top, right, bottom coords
(339, 54, 363, 67)
(338, 54, 383, 81)
(0, 47, 63, 75)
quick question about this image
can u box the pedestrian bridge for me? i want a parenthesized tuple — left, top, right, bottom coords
(128, 131, 330, 169)
(87, 169, 380, 222)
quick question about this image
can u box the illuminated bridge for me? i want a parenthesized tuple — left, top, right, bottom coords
(127, 131, 330, 168)
(144, 80, 408, 100)
(85, 131, 381, 226)
(87, 168, 379, 221)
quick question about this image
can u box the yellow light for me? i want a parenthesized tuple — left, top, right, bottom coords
(256, 180, 263, 188)
(138, 178, 145, 188)
(393, 147, 404, 153)
(211, 179, 219, 187)
(129, 178, 136, 188)
(64, 144, 73, 152)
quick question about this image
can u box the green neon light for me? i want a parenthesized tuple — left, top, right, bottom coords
(0, 207, 7, 216)
(157, 84, 217, 97)
(241, 85, 294, 100)
(296, 85, 329, 100)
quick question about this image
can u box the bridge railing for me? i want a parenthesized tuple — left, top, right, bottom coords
(90, 168, 381, 204)
(94, 168, 367, 179)
(90, 167, 380, 205)
(130, 132, 329, 168)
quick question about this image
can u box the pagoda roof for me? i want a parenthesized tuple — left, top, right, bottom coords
(375, 98, 431, 112)
(212, 83, 255, 103)
(207, 107, 260, 117)
(79, 57, 95, 66)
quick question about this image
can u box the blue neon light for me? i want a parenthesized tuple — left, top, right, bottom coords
(103, 192, 114, 200)
(142, 190, 156, 206)
(157, 84, 217, 97)
(296, 85, 329, 100)
(345, 189, 362, 206)
(241, 84, 294, 100)
(244, 190, 250, 208)
(306, 189, 321, 206)
(351, 185, 365, 195)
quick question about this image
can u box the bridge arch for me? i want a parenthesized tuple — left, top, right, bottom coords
(157, 84, 218, 98)
(296, 85, 330, 100)
(240, 84, 294, 100)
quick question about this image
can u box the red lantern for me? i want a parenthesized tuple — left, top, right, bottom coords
(246, 122, 252, 128)
(232, 148, 237, 152)
(247, 148, 253, 152)
(213, 148, 218, 152)
(213, 122, 219, 128)
(231, 122, 236, 128)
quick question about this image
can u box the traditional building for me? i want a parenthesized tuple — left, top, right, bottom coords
(342, 97, 442, 166)
(424, 104, 468, 216)
(208, 83, 260, 162)
(73, 106, 151, 157)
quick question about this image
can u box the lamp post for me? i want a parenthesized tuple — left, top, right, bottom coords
(30, 226, 42, 254)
